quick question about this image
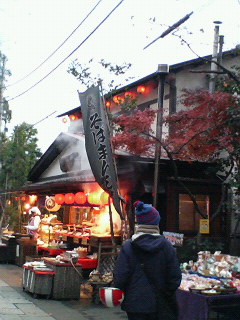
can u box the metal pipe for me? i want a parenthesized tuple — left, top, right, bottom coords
(153, 64, 169, 208)
(209, 21, 222, 93)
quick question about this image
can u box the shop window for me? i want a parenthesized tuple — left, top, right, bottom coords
(179, 194, 209, 232)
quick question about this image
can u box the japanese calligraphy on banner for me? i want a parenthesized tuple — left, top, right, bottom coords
(78, 86, 123, 219)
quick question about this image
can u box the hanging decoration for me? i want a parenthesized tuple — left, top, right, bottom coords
(53, 192, 110, 206)
(74, 192, 87, 205)
(87, 192, 101, 205)
(137, 85, 146, 93)
(65, 193, 75, 204)
(55, 194, 65, 205)
(29, 194, 38, 205)
(105, 101, 111, 108)
(100, 192, 109, 205)
(45, 196, 61, 212)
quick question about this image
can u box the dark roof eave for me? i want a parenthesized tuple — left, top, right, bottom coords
(107, 48, 240, 96)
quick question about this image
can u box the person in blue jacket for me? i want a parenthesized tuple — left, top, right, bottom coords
(113, 200, 182, 320)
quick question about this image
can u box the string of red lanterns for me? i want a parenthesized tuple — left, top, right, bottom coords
(107, 85, 147, 108)
(55, 192, 109, 206)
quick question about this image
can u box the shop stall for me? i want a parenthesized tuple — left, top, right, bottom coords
(177, 251, 240, 319)
(15, 188, 123, 286)
(18, 189, 123, 300)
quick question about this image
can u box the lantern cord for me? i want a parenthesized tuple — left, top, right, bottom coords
(7, 0, 125, 102)
(2, 0, 103, 89)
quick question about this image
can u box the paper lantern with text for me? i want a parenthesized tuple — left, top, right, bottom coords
(100, 192, 109, 205)
(65, 193, 75, 204)
(75, 192, 87, 205)
(87, 192, 101, 205)
(55, 194, 65, 205)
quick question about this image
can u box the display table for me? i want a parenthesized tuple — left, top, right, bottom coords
(43, 257, 83, 299)
(38, 246, 67, 256)
(176, 289, 240, 320)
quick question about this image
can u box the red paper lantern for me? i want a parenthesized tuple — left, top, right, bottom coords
(113, 95, 124, 104)
(74, 192, 87, 205)
(55, 194, 65, 205)
(124, 91, 136, 99)
(87, 192, 101, 205)
(105, 101, 111, 108)
(137, 85, 146, 93)
(100, 192, 109, 205)
(69, 114, 77, 121)
(65, 193, 75, 204)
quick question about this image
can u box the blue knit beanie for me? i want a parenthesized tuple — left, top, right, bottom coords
(133, 201, 160, 225)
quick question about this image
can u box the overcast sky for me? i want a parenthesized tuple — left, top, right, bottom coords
(0, 0, 239, 152)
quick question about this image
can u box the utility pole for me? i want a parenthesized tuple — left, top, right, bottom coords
(0, 55, 6, 134)
(209, 21, 222, 93)
(153, 64, 169, 208)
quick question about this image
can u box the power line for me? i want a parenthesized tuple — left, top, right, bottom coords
(31, 111, 57, 127)
(7, 0, 125, 102)
(2, 0, 103, 89)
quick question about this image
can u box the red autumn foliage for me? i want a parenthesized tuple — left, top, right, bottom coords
(165, 89, 240, 161)
(112, 89, 240, 163)
(112, 109, 156, 156)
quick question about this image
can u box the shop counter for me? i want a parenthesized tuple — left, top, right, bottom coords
(43, 257, 83, 299)
(77, 258, 98, 269)
(176, 289, 240, 320)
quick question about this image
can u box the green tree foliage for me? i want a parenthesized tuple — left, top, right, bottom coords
(0, 122, 42, 191)
(67, 58, 133, 94)
(0, 51, 12, 132)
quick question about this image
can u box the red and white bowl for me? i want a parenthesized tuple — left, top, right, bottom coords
(99, 287, 124, 308)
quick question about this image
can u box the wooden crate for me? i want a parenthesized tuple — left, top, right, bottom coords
(43, 258, 83, 300)
(22, 267, 55, 298)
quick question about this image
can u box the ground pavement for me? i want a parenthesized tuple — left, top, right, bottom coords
(0, 263, 127, 320)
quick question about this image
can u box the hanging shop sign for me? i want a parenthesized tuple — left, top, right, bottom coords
(78, 85, 123, 219)
(163, 231, 184, 247)
(45, 196, 61, 212)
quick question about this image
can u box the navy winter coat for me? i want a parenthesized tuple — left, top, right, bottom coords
(113, 234, 182, 313)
